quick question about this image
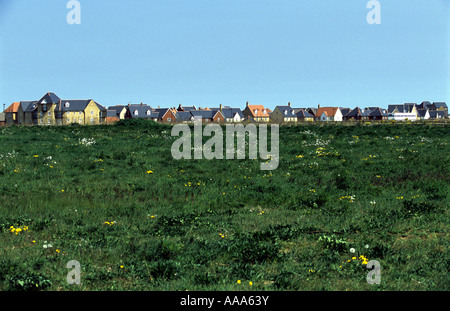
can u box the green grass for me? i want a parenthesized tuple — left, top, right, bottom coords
(0, 121, 448, 291)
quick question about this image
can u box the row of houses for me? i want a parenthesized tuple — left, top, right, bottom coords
(1, 92, 448, 126)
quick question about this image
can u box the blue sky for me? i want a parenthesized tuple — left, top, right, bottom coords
(0, 0, 448, 110)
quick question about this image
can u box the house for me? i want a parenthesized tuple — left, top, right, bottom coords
(175, 111, 195, 123)
(429, 110, 446, 119)
(433, 102, 448, 118)
(212, 105, 245, 123)
(4, 102, 20, 125)
(296, 109, 314, 122)
(242, 102, 270, 122)
(14, 92, 107, 126)
(190, 109, 224, 123)
(17, 101, 37, 125)
(417, 109, 430, 120)
(108, 105, 127, 120)
(315, 107, 343, 122)
(153, 108, 177, 123)
(387, 103, 418, 121)
(57, 100, 107, 125)
(0, 113, 5, 126)
(270, 103, 298, 123)
(126, 105, 159, 122)
(364, 107, 387, 121)
(343, 107, 363, 121)
(340, 108, 351, 119)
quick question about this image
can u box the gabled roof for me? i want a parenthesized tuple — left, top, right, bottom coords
(246, 104, 270, 117)
(340, 108, 351, 116)
(37, 92, 61, 105)
(153, 108, 174, 119)
(4, 102, 20, 113)
(296, 109, 314, 118)
(55, 100, 91, 112)
(220, 108, 244, 119)
(433, 102, 447, 109)
(417, 109, 429, 117)
(190, 110, 215, 119)
(346, 107, 363, 117)
(275, 105, 297, 118)
(21, 101, 38, 112)
(175, 111, 194, 122)
(128, 106, 158, 118)
(367, 107, 384, 117)
(316, 107, 340, 117)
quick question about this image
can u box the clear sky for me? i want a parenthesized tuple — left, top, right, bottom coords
(0, 0, 448, 110)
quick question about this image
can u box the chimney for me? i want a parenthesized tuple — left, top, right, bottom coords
(246, 101, 249, 108)
(318, 104, 321, 109)
(288, 101, 291, 107)
(220, 104, 223, 111)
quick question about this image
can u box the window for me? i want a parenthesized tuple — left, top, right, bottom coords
(146, 110, 151, 115)
(79, 118, 82, 123)
(48, 111, 51, 117)
(91, 110, 94, 115)
(134, 110, 139, 116)
(47, 119, 51, 124)
(284, 110, 287, 115)
(65, 102, 70, 108)
(67, 119, 71, 123)
(263, 110, 267, 115)
(167, 118, 172, 122)
(79, 111, 82, 115)
(90, 118, 94, 124)
(254, 109, 258, 115)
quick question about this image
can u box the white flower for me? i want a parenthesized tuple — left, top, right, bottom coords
(364, 244, 369, 249)
(43, 244, 47, 249)
(350, 248, 356, 253)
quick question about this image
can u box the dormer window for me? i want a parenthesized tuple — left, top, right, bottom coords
(146, 110, 151, 115)
(65, 102, 70, 108)
(254, 109, 258, 115)
(284, 110, 287, 115)
(263, 110, 267, 114)
(42, 99, 47, 104)
(134, 110, 139, 116)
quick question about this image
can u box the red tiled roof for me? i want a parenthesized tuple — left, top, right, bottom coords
(4, 102, 20, 113)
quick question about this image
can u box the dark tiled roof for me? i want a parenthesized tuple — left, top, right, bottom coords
(220, 108, 244, 119)
(296, 109, 313, 118)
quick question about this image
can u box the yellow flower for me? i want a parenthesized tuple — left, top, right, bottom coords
(33, 155, 39, 158)
(249, 281, 253, 286)
(56, 249, 60, 253)
(120, 265, 124, 269)
(237, 280, 241, 284)
(147, 170, 153, 174)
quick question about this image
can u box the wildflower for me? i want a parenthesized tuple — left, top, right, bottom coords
(33, 155, 39, 158)
(147, 170, 153, 174)
(350, 248, 356, 253)
(249, 281, 253, 286)
(56, 249, 61, 254)
(237, 280, 241, 284)
(120, 265, 124, 269)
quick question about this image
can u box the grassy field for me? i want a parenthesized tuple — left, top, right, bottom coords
(0, 121, 448, 291)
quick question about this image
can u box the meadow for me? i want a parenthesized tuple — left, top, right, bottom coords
(0, 120, 448, 291)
